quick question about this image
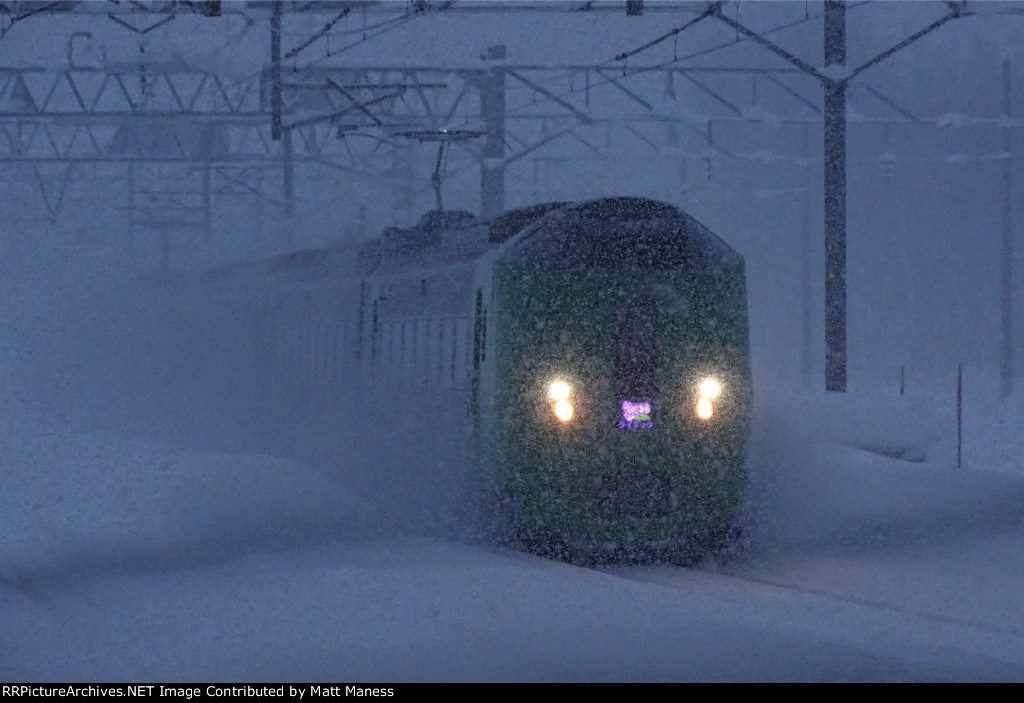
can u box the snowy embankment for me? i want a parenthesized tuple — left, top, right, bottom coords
(3, 385, 1024, 681)
(744, 386, 1024, 555)
(0, 426, 375, 582)
(4, 382, 1022, 583)
(4, 381, 1024, 582)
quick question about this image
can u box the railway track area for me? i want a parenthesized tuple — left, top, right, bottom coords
(602, 542, 1024, 681)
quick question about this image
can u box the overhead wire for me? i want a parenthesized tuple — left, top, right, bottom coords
(493, 2, 891, 185)
(283, 7, 351, 61)
(297, 11, 423, 69)
(505, 1, 873, 118)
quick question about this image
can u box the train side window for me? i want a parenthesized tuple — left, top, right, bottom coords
(473, 289, 488, 363)
(481, 306, 487, 363)
(473, 289, 483, 369)
(471, 289, 485, 415)
(370, 298, 379, 367)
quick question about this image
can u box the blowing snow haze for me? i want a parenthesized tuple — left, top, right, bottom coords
(3, 0, 1024, 683)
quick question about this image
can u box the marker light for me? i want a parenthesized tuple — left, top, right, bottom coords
(695, 398, 714, 420)
(621, 400, 651, 422)
(554, 399, 575, 422)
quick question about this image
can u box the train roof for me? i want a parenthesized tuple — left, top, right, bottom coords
(203, 242, 361, 280)
(194, 197, 739, 289)
(487, 202, 569, 243)
(192, 204, 555, 289)
(361, 203, 567, 275)
(503, 196, 742, 271)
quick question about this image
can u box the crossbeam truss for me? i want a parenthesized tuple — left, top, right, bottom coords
(0, 59, 835, 225)
(0, 1, 984, 276)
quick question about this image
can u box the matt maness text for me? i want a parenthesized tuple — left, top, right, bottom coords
(2, 686, 395, 698)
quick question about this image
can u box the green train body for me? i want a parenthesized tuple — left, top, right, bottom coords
(471, 198, 752, 559)
(211, 196, 752, 563)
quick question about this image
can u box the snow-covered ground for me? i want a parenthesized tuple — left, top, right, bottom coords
(3, 211, 1024, 682)
(3, 374, 1024, 681)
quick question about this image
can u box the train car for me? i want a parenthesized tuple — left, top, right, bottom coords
(217, 196, 751, 563)
(356, 209, 487, 396)
(469, 197, 752, 562)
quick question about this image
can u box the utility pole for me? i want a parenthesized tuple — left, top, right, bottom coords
(802, 121, 814, 389)
(1001, 58, 1014, 399)
(270, 3, 282, 141)
(823, 0, 847, 392)
(479, 48, 507, 219)
(711, 1, 969, 392)
(203, 165, 211, 240)
(270, 1, 293, 215)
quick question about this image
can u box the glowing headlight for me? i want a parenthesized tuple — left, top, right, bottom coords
(548, 380, 574, 422)
(553, 399, 575, 422)
(698, 377, 721, 400)
(548, 381, 571, 401)
(694, 377, 721, 420)
(695, 397, 714, 420)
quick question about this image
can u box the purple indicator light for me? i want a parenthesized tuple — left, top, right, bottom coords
(621, 400, 651, 422)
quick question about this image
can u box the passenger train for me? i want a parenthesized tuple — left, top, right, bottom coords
(205, 196, 753, 564)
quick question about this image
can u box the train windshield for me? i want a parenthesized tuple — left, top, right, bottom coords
(614, 301, 658, 404)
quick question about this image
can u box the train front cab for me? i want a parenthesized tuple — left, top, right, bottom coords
(473, 198, 752, 562)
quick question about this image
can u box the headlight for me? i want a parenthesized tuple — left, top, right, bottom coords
(695, 397, 714, 420)
(698, 377, 721, 400)
(548, 381, 570, 401)
(548, 380, 574, 423)
(694, 376, 722, 420)
(553, 399, 574, 422)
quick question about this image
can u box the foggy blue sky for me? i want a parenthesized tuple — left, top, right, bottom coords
(2, 1, 1022, 395)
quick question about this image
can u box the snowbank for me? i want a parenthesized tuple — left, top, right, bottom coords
(0, 428, 374, 581)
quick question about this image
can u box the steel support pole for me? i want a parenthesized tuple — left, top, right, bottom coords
(824, 0, 848, 392)
(480, 66, 506, 219)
